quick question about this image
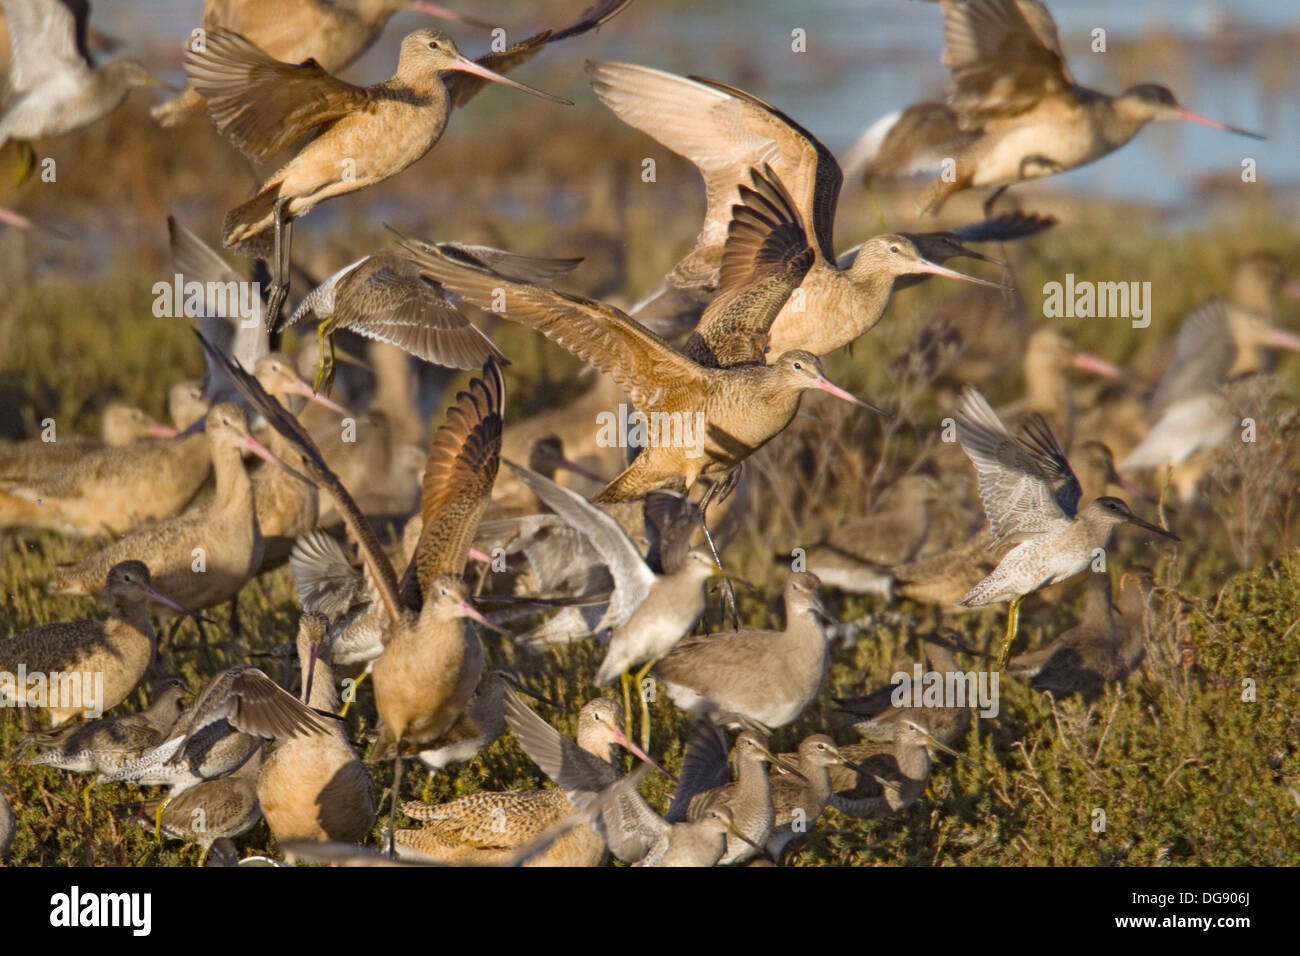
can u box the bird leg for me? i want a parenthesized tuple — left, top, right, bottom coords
(996, 595, 1025, 669)
(698, 471, 739, 630)
(981, 185, 1008, 219)
(196, 844, 211, 868)
(620, 670, 634, 739)
(265, 198, 292, 328)
(153, 794, 174, 844)
(338, 664, 370, 718)
(633, 659, 657, 752)
(82, 781, 96, 819)
(387, 750, 405, 859)
(313, 318, 337, 396)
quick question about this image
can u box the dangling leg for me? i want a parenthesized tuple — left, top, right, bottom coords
(620, 670, 634, 739)
(265, 199, 292, 328)
(387, 748, 405, 859)
(996, 595, 1024, 669)
(154, 794, 174, 843)
(982, 185, 1008, 219)
(633, 659, 656, 752)
(313, 318, 337, 396)
(82, 780, 96, 819)
(338, 662, 371, 719)
(699, 468, 741, 630)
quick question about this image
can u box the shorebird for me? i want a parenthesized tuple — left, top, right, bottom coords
(22, 676, 187, 816)
(49, 403, 292, 624)
(201, 335, 511, 856)
(767, 735, 869, 860)
(653, 571, 833, 732)
(0, 561, 194, 725)
(0, 412, 214, 537)
(396, 693, 654, 866)
(124, 752, 263, 864)
(399, 235, 883, 567)
(1009, 568, 1151, 700)
(1120, 300, 1300, 500)
(954, 386, 1178, 666)
(827, 721, 935, 819)
(506, 459, 715, 744)
(0, 402, 175, 484)
(152, 0, 489, 126)
(0, 0, 165, 155)
(100, 663, 329, 840)
(415, 669, 558, 771)
(169, 379, 212, 430)
(863, 0, 1265, 215)
(257, 612, 374, 846)
(665, 724, 807, 865)
(187, 2, 628, 323)
(282, 238, 579, 393)
(585, 59, 1008, 351)
(503, 688, 745, 867)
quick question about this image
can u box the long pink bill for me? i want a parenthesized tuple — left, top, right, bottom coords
(452, 55, 573, 105)
(241, 433, 290, 470)
(149, 423, 179, 439)
(608, 724, 677, 783)
(302, 639, 322, 707)
(1073, 352, 1122, 378)
(1177, 108, 1265, 140)
(556, 456, 605, 483)
(812, 376, 892, 419)
(291, 378, 349, 415)
(412, 1, 496, 29)
(913, 257, 1005, 289)
(457, 599, 514, 639)
(0, 206, 31, 229)
(1264, 327, 1300, 352)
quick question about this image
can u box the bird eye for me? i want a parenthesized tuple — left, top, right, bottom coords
(889, 245, 900, 254)
(793, 361, 802, 370)
(427, 40, 440, 51)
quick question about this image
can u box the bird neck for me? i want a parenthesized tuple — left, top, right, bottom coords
(1099, 96, 1155, 150)
(210, 443, 254, 513)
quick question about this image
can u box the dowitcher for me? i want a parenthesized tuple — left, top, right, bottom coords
(767, 735, 869, 861)
(187, 1, 627, 321)
(503, 688, 744, 867)
(396, 693, 651, 866)
(665, 724, 807, 865)
(0, 402, 175, 484)
(281, 245, 508, 394)
(586, 59, 1006, 351)
(884, 0, 1265, 215)
(1009, 568, 1151, 700)
(0, 561, 193, 725)
(23, 676, 187, 816)
(827, 721, 934, 819)
(49, 403, 292, 621)
(124, 751, 263, 864)
(0, 0, 165, 154)
(257, 612, 374, 846)
(100, 663, 329, 839)
(954, 386, 1177, 666)
(653, 571, 833, 732)
(152, 0, 489, 126)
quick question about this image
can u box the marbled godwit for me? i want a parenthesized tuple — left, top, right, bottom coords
(101, 663, 329, 839)
(0, 402, 175, 484)
(169, 379, 211, 431)
(49, 404, 292, 624)
(585, 59, 1005, 353)
(281, 242, 533, 393)
(399, 242, 883, 541)
(187, 0, 627, 321)
(258, 612, 374, 846)
(397, 693, 652, 866)
(653, 571, 832, 733)
(23, 676, 187, 815)
(665, 724, 807, 865)
(124, 751, 263, 864)
(0, 412, 214, 537)
(1009, 569, 1150, 700)
(506, 458, 714, 742)
(0, 561, 193, 726)
(889, 0, 1265, 215)
(152, 0, 488, 126)
(954, 386, 1177, 666)
(0, 0, 165, 153)
(1120, 301, 1300, 500)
